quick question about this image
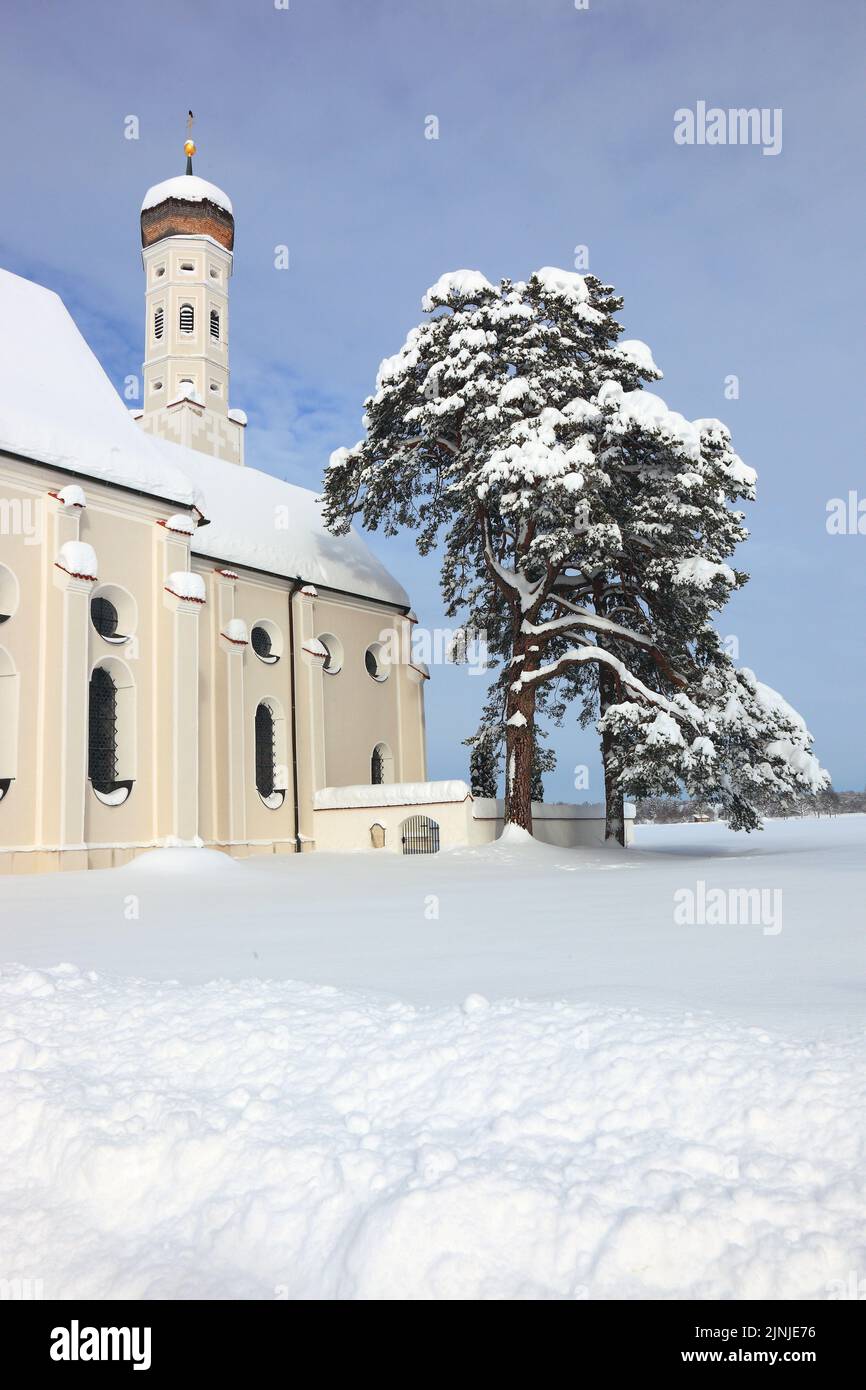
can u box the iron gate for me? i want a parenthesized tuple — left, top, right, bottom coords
(400, 814, 440, 855)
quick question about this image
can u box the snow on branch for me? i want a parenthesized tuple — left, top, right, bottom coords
(521, 606, 654, 648)
(518, 643, 699, 723)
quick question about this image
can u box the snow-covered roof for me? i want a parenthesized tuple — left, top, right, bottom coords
(0, 268, 202, 508)
(141, 174, 233, 215)
(148, 437, 410, 607)
(0, 266, 409, 608)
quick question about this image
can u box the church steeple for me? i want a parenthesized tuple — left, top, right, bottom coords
(135, 126, 245, 466)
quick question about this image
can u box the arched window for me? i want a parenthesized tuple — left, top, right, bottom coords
(254, 700, 287, 809)
(88, 661, 135, 805)
(255, 702, 275, 798)
(371, 742, 393, 786)
(179, 303, 194, 334)
(153, 306, 164, 340)
(88, 667, 118, 794)
(0, 647, 19, 801)
(210, 308, 220, 340)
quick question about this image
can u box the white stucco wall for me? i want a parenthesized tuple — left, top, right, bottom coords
(312, 784, 634, 853)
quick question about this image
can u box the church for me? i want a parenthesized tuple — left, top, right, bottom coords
(0, 140, 625, 873)
(0, 138, 433, 872)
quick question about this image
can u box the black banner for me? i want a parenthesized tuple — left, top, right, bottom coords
(2, 1298, 860, 1374)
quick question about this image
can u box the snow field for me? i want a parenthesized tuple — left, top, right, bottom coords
(1, 956, 865, 1300)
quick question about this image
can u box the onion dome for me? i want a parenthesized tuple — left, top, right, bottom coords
(140, 135, 234, 250)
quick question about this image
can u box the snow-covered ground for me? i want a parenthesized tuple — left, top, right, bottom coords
(1, 817, 864, 1299)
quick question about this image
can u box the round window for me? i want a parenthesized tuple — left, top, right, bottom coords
(364, 642, 389, 682)
(251, 621, 282, 664)
(90, 586, 136, 645)
(318, 632, 343, 675)
(91, 595, 119, 640)
(0, 564, 19, 624)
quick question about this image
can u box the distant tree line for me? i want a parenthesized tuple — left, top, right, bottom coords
(635, 787, 864, 824)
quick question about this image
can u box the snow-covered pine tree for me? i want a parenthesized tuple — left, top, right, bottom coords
(323, 268, 660, 832)
(599, 646, 828, 829)
(323, 266, 826, 837)
(531, 381, 755, 839)
(541, 383, 827, 834)
(468, 728, 500, 799)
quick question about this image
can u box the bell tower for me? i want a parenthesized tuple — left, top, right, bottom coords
(136, 122, 245, 465)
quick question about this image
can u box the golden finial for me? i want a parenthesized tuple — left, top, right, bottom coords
(184, 111, 196, 171)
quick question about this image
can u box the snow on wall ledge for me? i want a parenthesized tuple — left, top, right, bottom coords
(55, 540, 98, 581)
(164, 571, 206, 603)
(315, 781, 472, 811)
(472, 798, 635, 821)
(314, 784, 634, 817)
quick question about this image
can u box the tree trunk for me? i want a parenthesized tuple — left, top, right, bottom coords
(503, 653, 536, 834)
(599, 664, 626, 847)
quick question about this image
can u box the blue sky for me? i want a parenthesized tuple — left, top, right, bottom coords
(1, 0, 862, 798)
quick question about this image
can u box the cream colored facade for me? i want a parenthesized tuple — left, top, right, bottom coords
(0, 158, 427, 873)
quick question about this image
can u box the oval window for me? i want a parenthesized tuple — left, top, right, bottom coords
(0, 564, 19, 624)
(87, 664, 133, 806)
(91, 595, 119, 640)
(364, 642, 389, 682)
(90, 586, 137, 645)
(318, 632, 343, 674)
(255, 700, 286, 809)
(251, 621, 282, 664)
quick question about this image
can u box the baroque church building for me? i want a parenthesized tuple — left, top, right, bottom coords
(0, 143, 431, 872)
